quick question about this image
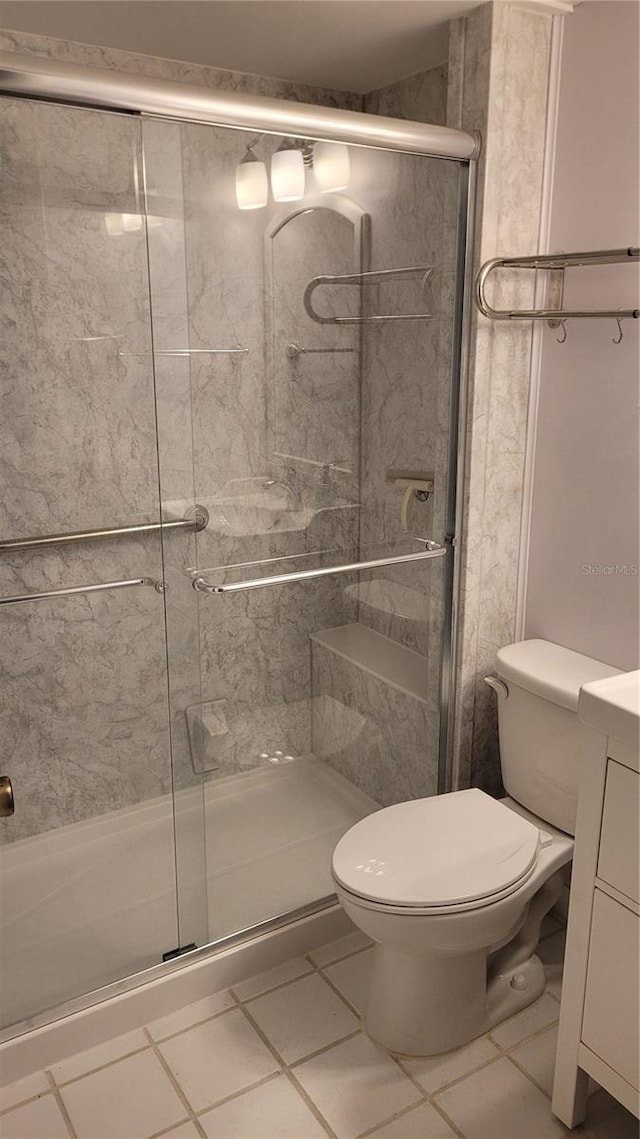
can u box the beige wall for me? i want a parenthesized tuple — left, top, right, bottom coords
(524, 1, 640, 671)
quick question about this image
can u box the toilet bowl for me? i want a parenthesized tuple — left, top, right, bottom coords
(331, 639, 620, 1057)
(333, 790, 572, 1056)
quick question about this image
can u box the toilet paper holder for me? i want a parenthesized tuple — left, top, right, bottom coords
(386, 469, 434, 532)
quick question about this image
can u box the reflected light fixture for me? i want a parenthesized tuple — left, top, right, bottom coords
(313, 142, 351, 193)
(270, 140, 306, 202)
(104, 213, 143, 236)
(235, 136, 269, 210)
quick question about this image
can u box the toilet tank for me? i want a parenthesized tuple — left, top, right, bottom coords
(494, 640, 621, 835)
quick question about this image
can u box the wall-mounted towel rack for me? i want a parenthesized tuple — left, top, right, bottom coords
(475, 246, 639, 323)
(0, 507, 209, 554)
(304, 266, 433, 326)
(0, 577, 164, 607)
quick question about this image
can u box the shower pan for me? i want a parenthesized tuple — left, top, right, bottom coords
(0, 52, 477, 1043)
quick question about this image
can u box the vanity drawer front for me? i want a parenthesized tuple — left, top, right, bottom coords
(582, 890, 640, 1090)
(598, 761, 640, 904)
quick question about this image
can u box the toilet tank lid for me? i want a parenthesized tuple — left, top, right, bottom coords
(496, 640, 621, 712)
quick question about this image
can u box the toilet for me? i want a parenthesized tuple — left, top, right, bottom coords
(331, 639, 621, 1057)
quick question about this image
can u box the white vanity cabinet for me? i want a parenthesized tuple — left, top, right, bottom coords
(552, 671, 639, 1129)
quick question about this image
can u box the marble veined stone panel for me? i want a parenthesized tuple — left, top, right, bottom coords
(311, 626, 438, 806)
(0, 537, 172, 844)
(0, 99, 159, 539)
(0, 99, 175, 841)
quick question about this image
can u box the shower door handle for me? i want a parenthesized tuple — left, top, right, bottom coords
(0, 776, 15, 817)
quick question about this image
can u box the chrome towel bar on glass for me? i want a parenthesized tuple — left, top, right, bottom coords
(304, 266, 433, 325)
(0, 577, 164, 607)
(475, 246, 640, 322)
(0, 507, 209, 554)
(119, 347, 248, 358)
(193, 543, 446, 595)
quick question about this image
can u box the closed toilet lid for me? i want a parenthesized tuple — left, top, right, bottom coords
(332, 789, 541, 908)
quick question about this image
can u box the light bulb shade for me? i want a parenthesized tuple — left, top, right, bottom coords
(235, 158, 268, 210)
(270, 148, 305, 202)
(313, 142, 350, 193)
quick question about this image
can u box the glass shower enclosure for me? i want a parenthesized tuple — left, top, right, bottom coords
(0, 54, 476, 1040)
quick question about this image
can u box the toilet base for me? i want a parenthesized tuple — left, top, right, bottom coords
(486, 952, 546, 1032)
(364, 945, 547, 1058)
(365, 943, 488, 1057)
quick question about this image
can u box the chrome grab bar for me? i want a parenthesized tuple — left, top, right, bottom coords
(475, 247, 640, 322)
(304, 266, 433, 325)
(0, 507, 209, 554)
(193, 543, 446, 595)
(0, 577, 164, 607)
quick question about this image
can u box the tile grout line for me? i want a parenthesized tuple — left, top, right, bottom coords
(185, 1071, 287, 1127)
(149, 998, 239, 1045)
(282, 1069, 338, 1139)
(49, 1041, 152, 1089)
(351, 1100, 428, 1139)
(142, 1027, 208, 1139)
(427, 1096, 470, 1139)
(0, 1086, 55, 1118)
(44, 1070, 78, 1139)
(506, 1048, 556, 1102)
(487, 1009, 560, 1055)
(305, 941, 374, 971)
(396, 1050, 504, 1102)
(230, 964, 316, 1004)
(237, 999, 340, 1139)
(260, 964, 446, 1139)
(288, 1027, 365, 1071)
(352, 1097, 430, 1139)
(312, 962, 366, 1020)
(148, 1118, 200, 1139)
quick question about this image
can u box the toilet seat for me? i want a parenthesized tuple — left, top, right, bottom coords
(332, 789, 542, 913)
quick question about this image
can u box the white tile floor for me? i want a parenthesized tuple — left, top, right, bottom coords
(1, 919, 637, 1139)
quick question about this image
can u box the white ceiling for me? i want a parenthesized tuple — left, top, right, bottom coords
(0, 1, 486, 93)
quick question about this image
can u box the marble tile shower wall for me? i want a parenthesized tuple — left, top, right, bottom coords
(173, 123, 361, 768)
(0, 26, 474, 844)
(0, 30, 362, 840)
(311, 639, 438, 806)
(0, 99, 171, 843)
(352, 71, 460, 773)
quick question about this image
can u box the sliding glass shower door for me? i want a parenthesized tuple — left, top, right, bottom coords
(0, 98, 206, 1034)
(144, 118, 467, 942)
(0, 87, 468, 1037)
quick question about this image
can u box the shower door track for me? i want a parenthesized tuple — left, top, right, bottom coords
(0, 51, 479, 160)
(0, 51, 479, 1045)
